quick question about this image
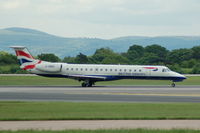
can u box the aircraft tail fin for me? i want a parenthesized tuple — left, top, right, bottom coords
(10, 46, 40, 70)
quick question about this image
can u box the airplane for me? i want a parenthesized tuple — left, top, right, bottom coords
(10, 46, 186, 87)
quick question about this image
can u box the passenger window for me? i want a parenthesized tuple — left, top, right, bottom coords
(100, 68, 103, 71)
(105, 69, 107, 71)
(129, 69, 131, 72)
(124, 69, 126, 72)
(66, 68, 69, 70)
(139, 69, 141, 72)
(80, 68, 83, 71)
(119, 69, 122, 72)
(115, 69, 117, 71)
(71, 68, 73, 71)
(96, 68, 98, 71)
(76, 68, 78, 71)
(110, 69, 112, 71)
(90, 68, 93, 71)
(85, 68, 87, 71)
(134, 70, 136, 72)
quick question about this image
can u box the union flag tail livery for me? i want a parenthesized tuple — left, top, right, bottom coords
(10, 46, 186, 87)
(10, 46, 41, 70)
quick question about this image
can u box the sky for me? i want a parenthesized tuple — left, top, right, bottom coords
(0, 0, 200, 39)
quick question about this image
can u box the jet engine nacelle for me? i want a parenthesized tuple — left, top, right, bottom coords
(36, 62, 62, 73)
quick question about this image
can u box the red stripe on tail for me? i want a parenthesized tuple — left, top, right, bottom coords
(23, 60, 42, 70)
(16, 50, 34, 59)
(23, 64, 36, 70)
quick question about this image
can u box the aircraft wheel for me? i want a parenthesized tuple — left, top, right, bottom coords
(86, 82, 92, 87)
(82, 81, 94, 87)
(82, 82, 86, 87)
(88, 83, 92, 87)
(171, 82, 175, 87)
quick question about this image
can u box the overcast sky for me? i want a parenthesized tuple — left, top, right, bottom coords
(0, 0, 200, 39)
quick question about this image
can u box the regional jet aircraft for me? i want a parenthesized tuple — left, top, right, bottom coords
(11, 46, 186, 87)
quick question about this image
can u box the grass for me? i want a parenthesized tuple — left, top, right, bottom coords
(1, 102, 200, 120)
(0, 129, 200, 133)
(0, 75, 199, 86)
(0, 76, 78, 86)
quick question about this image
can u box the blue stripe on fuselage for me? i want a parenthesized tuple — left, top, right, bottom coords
(86, 75, 186, 82)
(37, 74, 186, 82)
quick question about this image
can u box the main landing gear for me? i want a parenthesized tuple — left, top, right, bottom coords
(171, 82, 176, 87)
(81, 81, 94, 87)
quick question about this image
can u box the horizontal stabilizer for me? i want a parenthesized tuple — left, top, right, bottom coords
(10, 46, 26, 50)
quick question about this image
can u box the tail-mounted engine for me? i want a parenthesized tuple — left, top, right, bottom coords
(36, 62, 62, 73)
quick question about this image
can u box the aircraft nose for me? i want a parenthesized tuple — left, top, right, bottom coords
(171, 72, 187, 82)
(177, 73, 187, 80)
(181, 75, 187, 80)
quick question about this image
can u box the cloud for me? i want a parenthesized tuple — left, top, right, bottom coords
(0, 0, 200, 38)
(0, 0, 29, 10)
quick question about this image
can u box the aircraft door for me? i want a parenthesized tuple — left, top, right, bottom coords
(60, 64, 63, 72)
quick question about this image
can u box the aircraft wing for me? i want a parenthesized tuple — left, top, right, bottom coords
(68, 74, 106, 81)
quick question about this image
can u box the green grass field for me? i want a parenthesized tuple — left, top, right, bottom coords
(0, 129, 200, 133)
(1, 102, 200, 120)
(0, 75, 199, 86)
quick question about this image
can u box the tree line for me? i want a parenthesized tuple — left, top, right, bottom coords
(0, 44, 200, 74)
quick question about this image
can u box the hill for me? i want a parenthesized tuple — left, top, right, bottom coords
(0, 27, 200, 57)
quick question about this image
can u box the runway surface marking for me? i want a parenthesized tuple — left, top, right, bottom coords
(0, 120, 200, 130)
(64, 92, 200, 97)
(98, 92, 200, 97)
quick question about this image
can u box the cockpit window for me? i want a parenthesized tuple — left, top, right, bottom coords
(162, 68, 170, 72)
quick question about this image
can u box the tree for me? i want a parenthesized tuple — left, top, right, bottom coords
(0, 52, 17, 65)
(167, 48, 193, 64)
(192, 46, 200, 60)
(0, 67, 3, 74)
(145, 44, 168, 63)
(10, 65, 19, 73)
(125, 45, 144, 64)
(63, 56, 76, 63)
(92, 48, 115, 63)
(139, 53, 162, 65)
(167, 64, 183, 74)
(75, 53, 89, 64)
(91, 48, 129, 64)
(37, 53, 61, 62)
(180, 59, 197, 68)
(192, 63, 200, 74)
(101, 54, 129, 64)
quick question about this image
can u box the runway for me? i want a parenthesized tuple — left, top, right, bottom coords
(0, 86, 200, 102)
(1, 120, 200, 130)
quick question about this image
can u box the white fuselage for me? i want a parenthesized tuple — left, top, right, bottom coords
(28, 61, 186, 82)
